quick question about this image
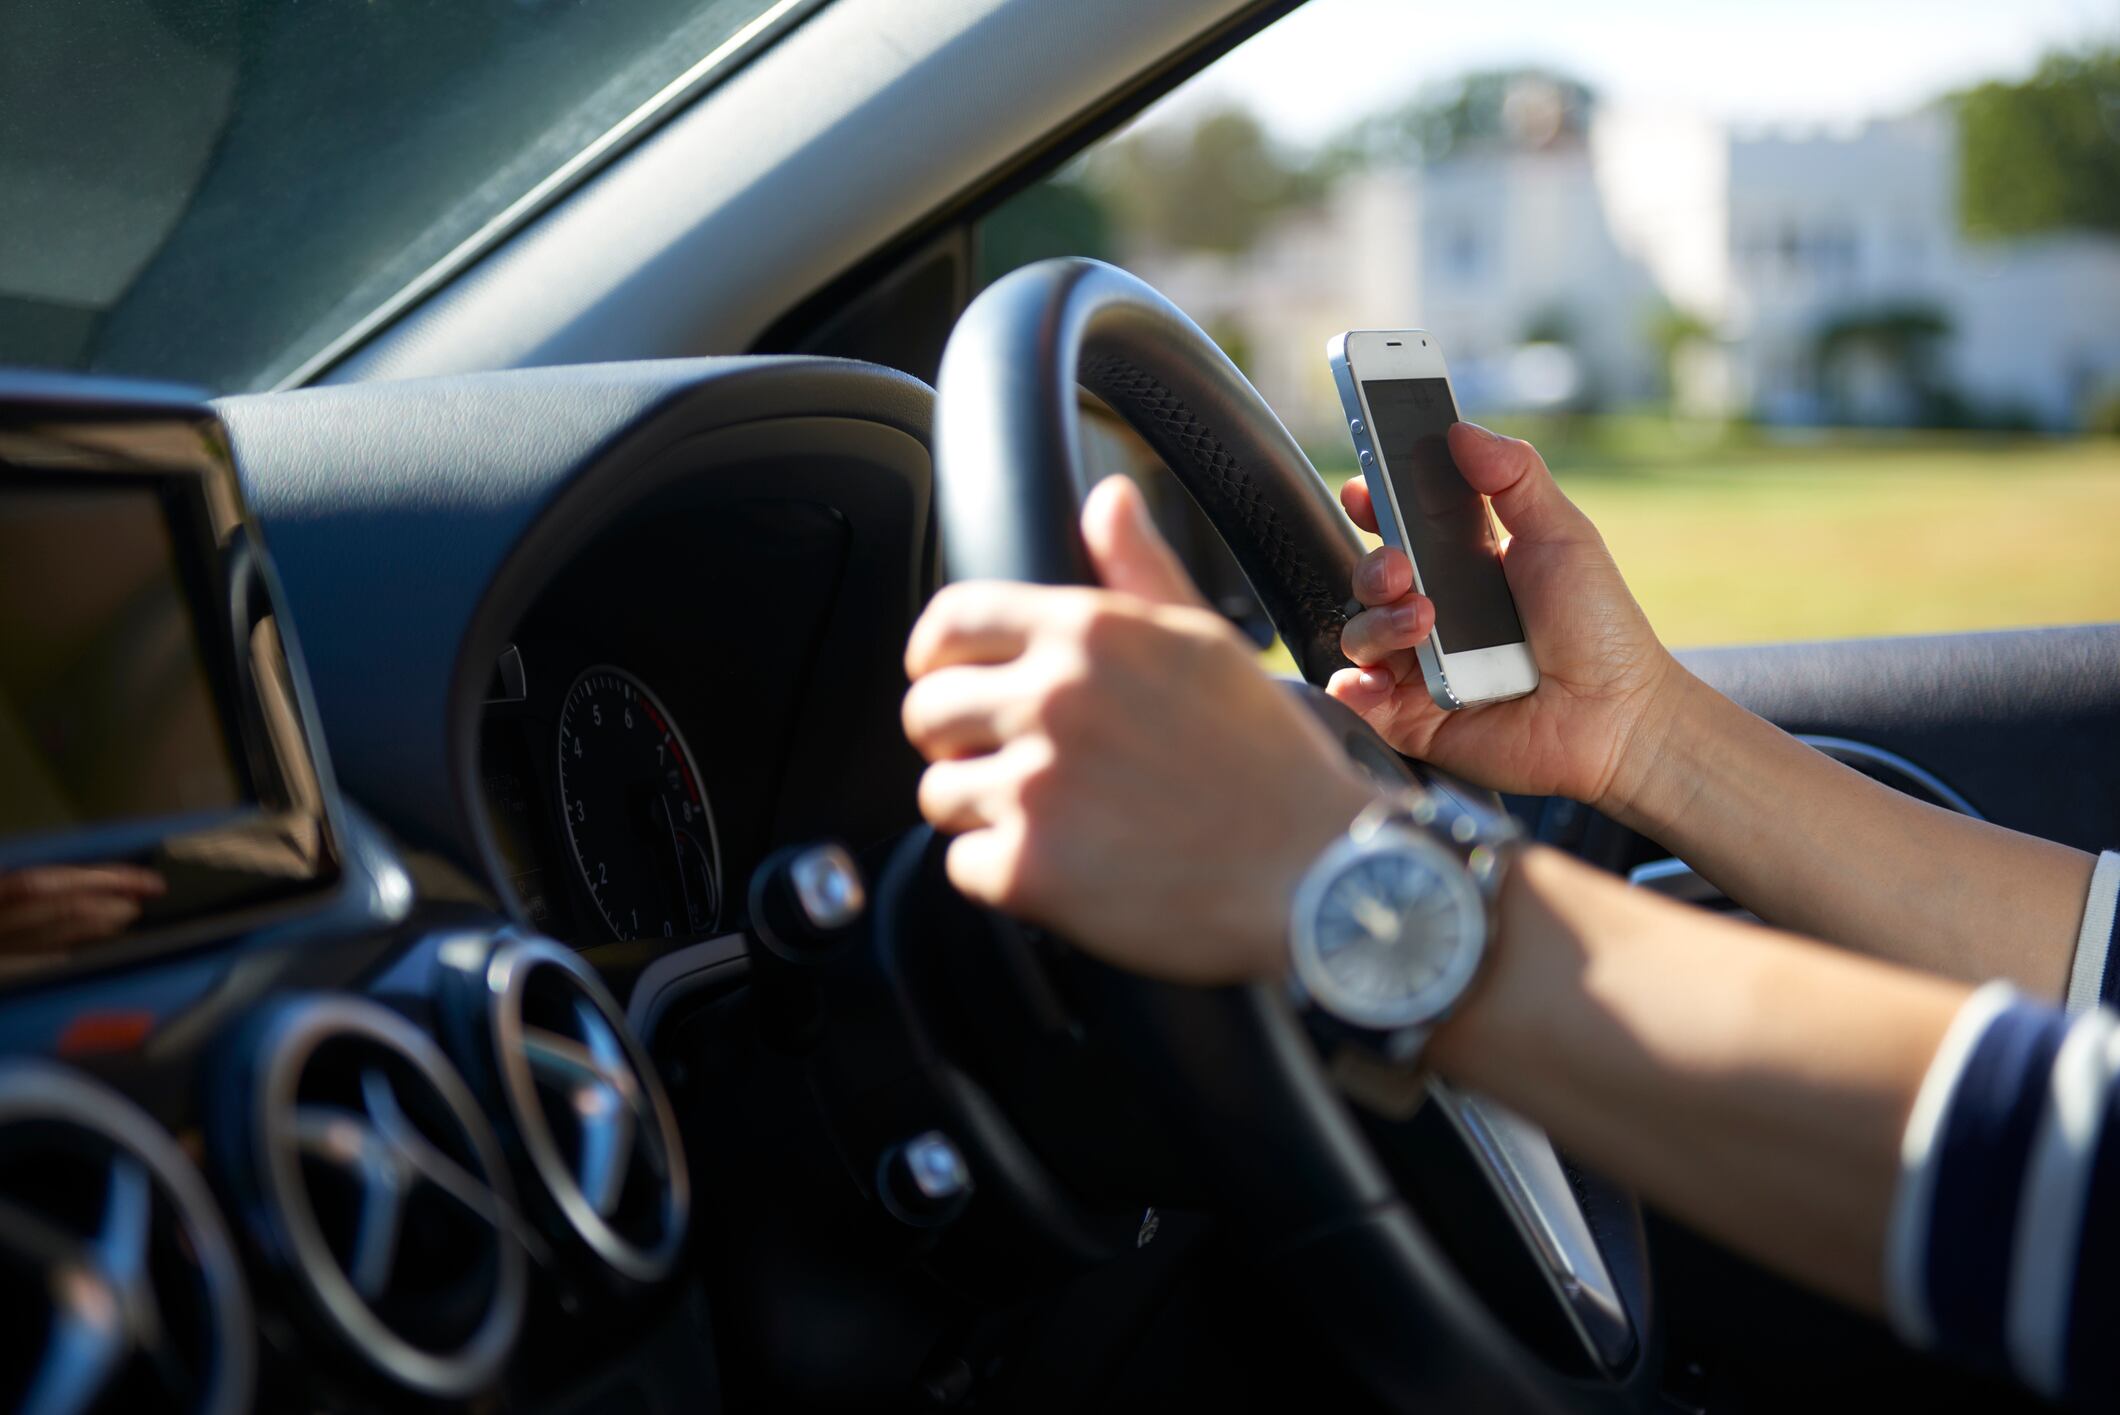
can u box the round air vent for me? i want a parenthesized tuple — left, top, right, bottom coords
(0, 1061, 253, 1415)
(223, 996, 526, 1399)
(472, 936, 689, 1284)
(455, 941, 686, 1281)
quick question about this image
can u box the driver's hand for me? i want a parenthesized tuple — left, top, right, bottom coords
(903, 477, 1376, 983)
(1328, 423, 1682, 814)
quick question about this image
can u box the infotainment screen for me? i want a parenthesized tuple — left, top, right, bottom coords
(0, 401, 339, 975)
(0, 479, 248, 838)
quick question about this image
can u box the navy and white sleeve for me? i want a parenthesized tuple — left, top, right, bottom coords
(1883, 854, 2120, 1409)
(2064, 851, 2120, 1015)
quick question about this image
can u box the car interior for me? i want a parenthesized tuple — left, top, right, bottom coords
(1, 1, 2116, 1412)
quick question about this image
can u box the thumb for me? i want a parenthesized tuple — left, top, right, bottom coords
(1447, 423, 1599, 547)
(1081, 476, 1210, 609)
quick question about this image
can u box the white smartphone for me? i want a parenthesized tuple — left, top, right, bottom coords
(1327, 330, 1538, 709)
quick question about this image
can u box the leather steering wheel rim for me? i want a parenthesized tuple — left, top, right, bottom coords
(930, 257, 1657, 1414)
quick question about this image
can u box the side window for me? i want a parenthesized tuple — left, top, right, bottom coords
(977, 11, 2120, 648)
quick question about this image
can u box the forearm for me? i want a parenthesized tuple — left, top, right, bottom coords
(1606, 667, 2093, 997)
(1429, 847, 1970, 1312)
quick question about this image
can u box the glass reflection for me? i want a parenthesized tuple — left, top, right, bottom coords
(0, 862, 166, 956)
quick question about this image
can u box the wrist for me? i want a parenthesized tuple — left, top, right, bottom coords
(1593, 658, 1722, 836)
(1426, 844, 1578, 1085)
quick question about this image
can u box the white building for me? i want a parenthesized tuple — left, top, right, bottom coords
(1125, 86, 2120, 438)
(1696, 110, 2120, 428)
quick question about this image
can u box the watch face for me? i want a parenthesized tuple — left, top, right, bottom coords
(1292, 827, 1485, 1030)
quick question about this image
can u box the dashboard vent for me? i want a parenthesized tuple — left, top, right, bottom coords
(226, 996, 526, 1398)
(474, 936, 689, 1284)
(0, 1061, 253, 1415)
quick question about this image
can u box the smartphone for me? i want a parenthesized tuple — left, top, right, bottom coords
(1327, 330, 1538, 709)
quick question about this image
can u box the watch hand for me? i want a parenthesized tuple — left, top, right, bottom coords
(1351, 894, 1402, 942)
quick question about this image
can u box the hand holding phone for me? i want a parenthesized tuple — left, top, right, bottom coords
(1326, 382, 1685, 814)
(1327, 331, 1538, 709)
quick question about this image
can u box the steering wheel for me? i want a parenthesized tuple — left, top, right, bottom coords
(928, 258, 1658, 1412)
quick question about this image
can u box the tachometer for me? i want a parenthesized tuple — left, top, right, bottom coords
(555, 665, 721, 942)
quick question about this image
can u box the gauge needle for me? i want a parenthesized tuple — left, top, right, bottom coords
(655, 794, 696, 924)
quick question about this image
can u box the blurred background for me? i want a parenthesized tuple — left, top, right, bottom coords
(981, 0, 2120, 647)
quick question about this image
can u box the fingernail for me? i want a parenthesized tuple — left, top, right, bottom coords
(1460, 421, 1502, 440)
(1355, 558, 1386, 598)
(1390, 602, 1429, 637)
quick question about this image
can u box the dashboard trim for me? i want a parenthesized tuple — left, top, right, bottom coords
(628, 932, 750, 1045)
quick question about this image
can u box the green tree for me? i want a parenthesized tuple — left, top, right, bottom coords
(1957, 48, 2120, 239)
(1087, 107, 1320, 254)
(1812, 303, 1955, 424)
(1645, 303, 1715, 400)
(1322, 68, 1597, 171)
(976, 178, 1114, 286)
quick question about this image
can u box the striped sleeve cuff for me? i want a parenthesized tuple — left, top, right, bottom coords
(2064, 851, 2120, 1016)
(1886, 983, 2120, 1407)
(1885, 979, 2020, 1351)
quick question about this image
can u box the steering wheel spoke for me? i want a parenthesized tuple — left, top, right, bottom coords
(1429, 1081, 1637, 1372)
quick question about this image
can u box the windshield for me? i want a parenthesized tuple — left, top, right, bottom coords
(0, 0, 797, 394)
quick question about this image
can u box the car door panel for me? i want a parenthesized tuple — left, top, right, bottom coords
(1676, 624, 2120, 854)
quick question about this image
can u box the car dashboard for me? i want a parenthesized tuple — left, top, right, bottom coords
(0, 358, 935, 1412)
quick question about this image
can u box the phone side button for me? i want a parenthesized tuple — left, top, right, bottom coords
(1358, 450, 1375, 467)
(1349, 419, 1365, 436)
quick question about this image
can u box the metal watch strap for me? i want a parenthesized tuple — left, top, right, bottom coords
(1354, 785, 1523, 902)
(1327, 1042, 1433, 1119)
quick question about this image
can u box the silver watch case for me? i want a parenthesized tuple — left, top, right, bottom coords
(1287, 823, 1488, 1036)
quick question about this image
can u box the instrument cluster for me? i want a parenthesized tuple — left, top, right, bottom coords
(480, 648, 722, 948)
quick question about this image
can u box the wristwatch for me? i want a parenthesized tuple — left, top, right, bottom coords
(1287, 785, 1522, 1115)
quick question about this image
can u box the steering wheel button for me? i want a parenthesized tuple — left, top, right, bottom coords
(877, 1130, 973, 1227)
(791, 844, 865, 930)
(905, 1133, 970, 1201)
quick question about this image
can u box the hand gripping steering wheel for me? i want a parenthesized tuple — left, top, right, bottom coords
(929, 258, 1658, 1413)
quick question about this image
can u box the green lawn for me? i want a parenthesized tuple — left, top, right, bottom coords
(1311, 420, 2120, 648)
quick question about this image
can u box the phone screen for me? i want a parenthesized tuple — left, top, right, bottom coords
(1360, 377, 1524, 652)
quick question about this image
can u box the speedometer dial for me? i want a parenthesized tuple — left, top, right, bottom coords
(555, 666, 722, 942)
